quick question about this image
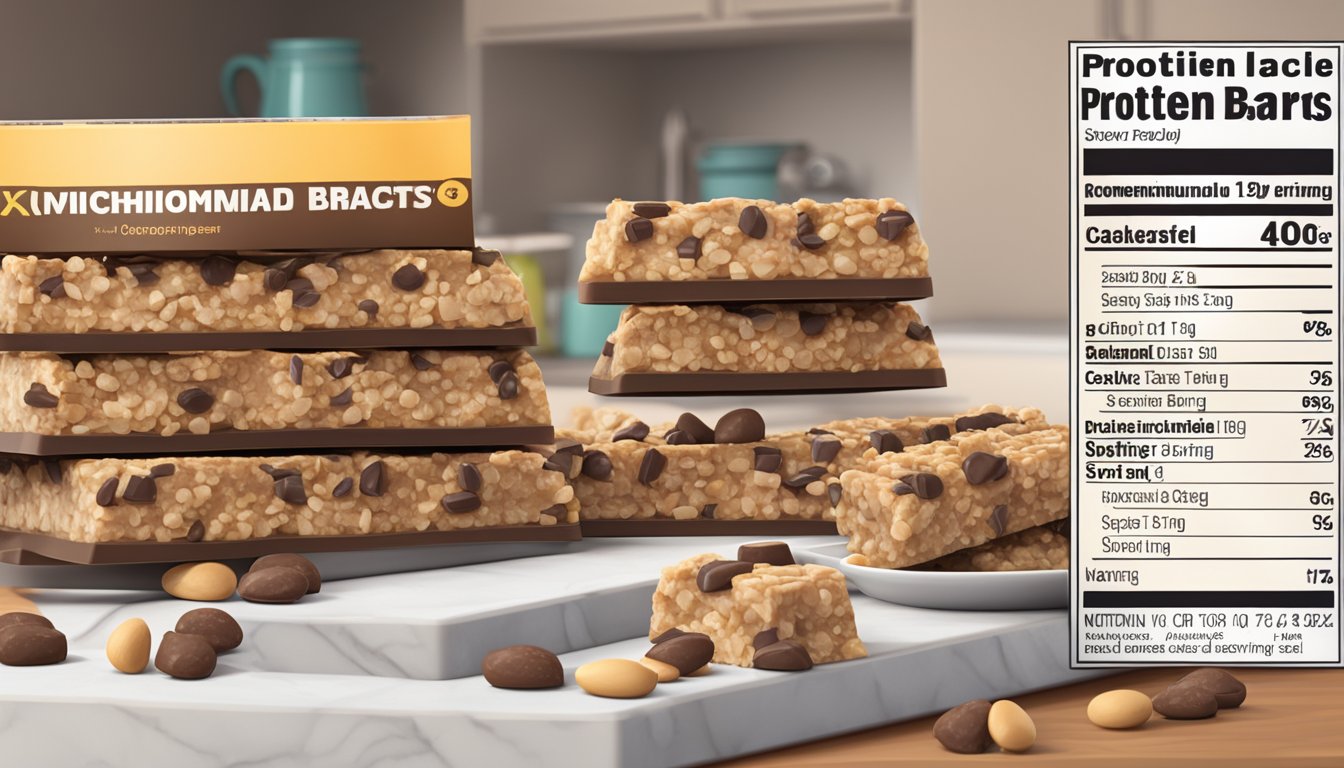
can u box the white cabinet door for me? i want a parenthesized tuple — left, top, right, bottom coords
(1144, 0, 1344, 38)
(469, 0, 715, 42)
(725, 0, 907, 21)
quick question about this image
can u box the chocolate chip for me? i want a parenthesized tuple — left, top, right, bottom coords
(496, 370, 520, 400)
(274, 475, 307, 505)
(328, 357, 358, 379)
(988, 505, 1009, 537)
(264, 268, 288, 292)
(0, 624, 67, 667)
(933, 699, 993, 754)
(827, 483, 843, 507)
(923, 424, 952, 443)
(23, 383, 58, 408)
(897, 473, 943, 499)
(738, 205, 768, 238)
(637, 448, 666, 485)
(553, 438, 584, 456)
(664, 429, 694, 445)
(176, 388, 214, 414)
(95, 477, 119, 507)
(799, 311, 827, 336)
(783, 467, 826, 489)
(753, 446, 783, 473)
(359, 460, 386, 497)
(612, 421, 650, 442)
(737, 541, 794, 566)
(332, 478, 354, 498)
(121, 475, 156, 503)
(906, 322, 933, 342)
(186, 520, 205, 542)
(753, 640, 813, 671)
(487, 360, 513, 383)
(796, 212, 815, 236)
(702, 504, 717, 519)
(811, 434, 841, 463)
(0, 613, 52, 631)
(753, 628, 780, 650)
(674, 412, 715, 445)
(441, 491, 481, 513)
(676, 236, 702, 260)
(175, 607, 244, 652)
(741, 306, 777, 331)
(42, 460, 61, 484)
(291, 288, 320, 308)
(38, 275, 65, 299)
(391, 263, 425, 291)
(289, 355, 303, 385)
(482, 645, 564, 690)
(696, 559, 754, 592)
(632, 202, 671, 219)
(962, 452, 1009, 485)
(1152, 683, 1219, 720)
(409, 352, 433, 371)
(1045, 517, 1070, 538)
(330, 387, 354, 407)
(542, 451, 573, 475)
(150, 463, 176, 479)
(458, 463, 483, 493)
(624, 217, 654, 243)
(154, 631, 216, 678)
(954, 412, 1016, 432)
(250, 553, 321, 595)
(238, 567, 308, 604)
(259, 464, 300, 480)
(714, 408, 765, 444)
(1178, 668, 1246, 709)
(581, 450, 613, 481)
(797, 233, 825, 250)
(652, 627, 687, 644)
(357, 299, 379, 318)
(472, 249, 502, 267)
(601, 340, 615, 357)
(200, 255, 238, 286)
(876, 209, 915, 240)
(870, 430, 904, 455)
(646, 632, 714, 675)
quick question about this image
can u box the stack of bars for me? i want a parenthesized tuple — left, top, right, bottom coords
(579, 198, 946, 395)
(0, 248, 580, 565)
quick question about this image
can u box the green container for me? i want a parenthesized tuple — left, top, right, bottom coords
(221, 38, 367, 118)
(697, 142, 796, 200)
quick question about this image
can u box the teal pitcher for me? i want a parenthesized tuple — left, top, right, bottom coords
(221, 38, 367, 118)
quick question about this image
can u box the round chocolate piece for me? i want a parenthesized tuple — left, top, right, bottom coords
(714, 408, 766, 444)
(0, 624, 67, 666)
(237, 566, 309, 604)
(154, 631, 217, 679)
(175, 607, 245, 652)
(249, 553, 321, 595)
(933, 699, 993, 754)
(482, 644, 564, 689)
(646, 632, 714, 675)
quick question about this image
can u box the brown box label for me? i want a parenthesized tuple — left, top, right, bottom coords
(0, 117, 473, 253)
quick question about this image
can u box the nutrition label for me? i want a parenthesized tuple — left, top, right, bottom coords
(1070, 43, 1343, 666)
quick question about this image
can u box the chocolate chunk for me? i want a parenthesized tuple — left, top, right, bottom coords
(186, 520, 205, 542)
(38, 275, 65, 299)
(753, 446, 783, 473)
(0, 613, 53, 631)
(264, 268, 288, 292)
(357, 299, 379, 318)
(646, 632, 714, 675)
(1178, 668, 1246, 709)
(625, 217, 654, 243)
(796, 212, 815, 236)
(483, 645, 565, 689)
(612, 421, 650, 442)
(827, 483, 843, 507)
(753, 628, 780, 650)
(496, 370, 520, 400)
(632, 202, 671, 219)
(1044, 517, 1070, 538)
(459, 463, 483, 492)
(652, 627, 686, 644)
(738, 205, 768, 238)
(358, 460, 386, 497)
(737, 541, 794, 566)
(714, 408, 765, 444)
(811, 434, 841, 463)
(122, 475, 156, 504)
(250, 553, 321, 595)
(784, 466, 826, 489)
(933, 699, 993, 754)
(701, 504, 717, 518)
(175, 607, 244, 652)
(0, 458, 9, 475)
(150, 463, 176, 479)
(291, 288, 321, 308)
(127, 263, 159, 286)
(601, 340, 615, 357)
(391, 263, 426, 291)
(176, 388, 214, 414)
(753, 640, 813, 671)
(39, 460, 59, 484)
(154, 631, 216, 679)
(674, 412, 715, 445)
(539, 504, 566, 522)
(582, 450, 613, 481)
(988, 505, 1009, 537)
(487, 359, 513, 383)
(238, 567, 308, 604)
(409, 352, 433, 371)
(1153, 683, 1219, 720)
(553, 438, 584, 456)
(676, 236, 702, 261)
(798, 311, 827, 336)
(797, 233, 825, 251)
(963, 452, 1009, 485)
(472, 249, 502, 267)
(330, 386, 354, 407)
(274, 474, 307, 505)
(23, 383, 58, 409)
(95, 477, 119, 507)
(876, 209, 915, 240)
(259, 464, 300, 480)
(637, 448, 666, 485)
(906, 322, 933, 342)
(441, 491, 481, 514)
(289, 355, 303, 385)
(869, 429, 904, 455)
(199, 255, 238, 286)
(664, 429, 694, 445)
(897, 473, 943, 499)
(542, 451, 573, 475)
(332, 478, 354, 498)
(328, 357, 358, 379)
(0, 624, 67, 667)
(696, 559, 754, 592)
(923, 424, 952, 443)
(740, 306, 777, 331)
(954, 412, 1016, 433)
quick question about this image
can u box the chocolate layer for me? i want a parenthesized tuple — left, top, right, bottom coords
(0, 327, 536, 353)
(578, 277, 933, 305)
(588, 369, 947, 396)
(579, 519, 837, 537)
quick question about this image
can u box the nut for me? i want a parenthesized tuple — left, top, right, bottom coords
(175, 608, 244, 652)
(1152, 682, 1219, 720)
(987, 700, 1035, 753)
(0, 624, 67, 666)
(638, 656, 681, 683)
(248, 553, 321, 594)
(575, 658, 658, 699)
(237, 566, 309, 604)
(1087, 689, 1152, 729)
(106, 617, 152, 673)
(154, 631, 217, 679)
(482, 645, 564, 690)
(161, 562, 238, 602)
(933, 699, 992, 754)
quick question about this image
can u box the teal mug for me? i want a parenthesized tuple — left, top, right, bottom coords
(221, 38, 367, 118)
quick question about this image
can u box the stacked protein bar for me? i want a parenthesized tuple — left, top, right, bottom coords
(0, 248, 578, 564)
(579, 198, 946, 395)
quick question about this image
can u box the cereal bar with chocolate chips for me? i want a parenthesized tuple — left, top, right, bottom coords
(581, 197, 927, 284)
(592, 302, 942, 377)
(649, 547, 866, 668)
(2, 349, 548, 437)
(837, 422, 1070, 569)
(0, 450, 577, 544)
(911, 521, 1070, 572)
(0, 249, 530, 336)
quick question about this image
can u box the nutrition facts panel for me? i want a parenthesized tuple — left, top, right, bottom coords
(1070, 43, 1343, 666)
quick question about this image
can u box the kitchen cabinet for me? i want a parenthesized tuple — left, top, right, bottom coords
(466, 0, 715, 44)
